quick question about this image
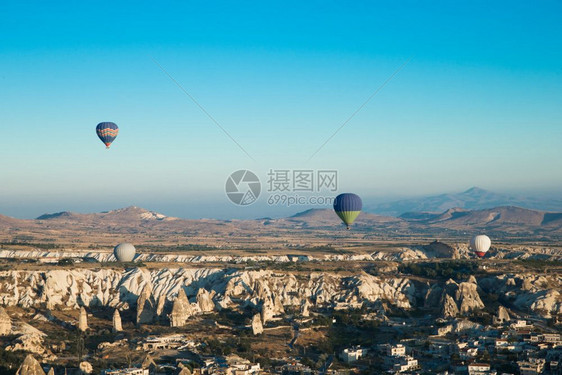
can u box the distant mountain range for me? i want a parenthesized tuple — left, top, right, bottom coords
(0, 203, 561, 246)
(36, 206, 172, 223)
(366, 187, 562, 217)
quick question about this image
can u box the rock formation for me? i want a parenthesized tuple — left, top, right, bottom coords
(455, 276, 485, 314)
(79, 361, 93, 374)
(136, 284, 156, 325)
(6, 323, 53, 359)
(251, 313, 263, 335)
(78, 307, 88, 332)
(261, 298, 275, 324)
(0, 268, 417, 315)
(301, 299, 311, 317)
(16, 354, 45, 375)
(142, 354, 158, 372)
(112, 309, 123, 332)
(170, 288, 193, 327)
(479, 274, 562, 318)
(441, 294, 459, 318)
(422, 241, 456, 258)
(196, 288, 215, 312)
(156, 294, 167, 318)
(273, 294, 285, 315)
(47, 368, 54, 375)
(176, 363, 192, 375)
(426, 277, 485, 318)
(494, 305, 510, 324)
(0, 306, 11, 335)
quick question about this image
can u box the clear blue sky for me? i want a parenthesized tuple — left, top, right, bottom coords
(1, 1, 561, 219)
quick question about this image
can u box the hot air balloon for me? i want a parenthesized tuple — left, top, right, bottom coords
(96, 122, 119, 149)
(470, 235, 491, 258)
(113, 243, 136, 262)
(333, 193, 362, 229)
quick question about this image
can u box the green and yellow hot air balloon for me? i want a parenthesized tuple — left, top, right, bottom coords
(333, 193, 362, 229)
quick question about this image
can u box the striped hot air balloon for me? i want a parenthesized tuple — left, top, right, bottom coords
(333, 193, 362, 229)
(470, 235, 491, 258)
(96, 122, 119, 149)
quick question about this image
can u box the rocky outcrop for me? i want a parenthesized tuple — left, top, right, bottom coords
(426, 277, 484, 317)
(16, 355, 45, 375)
(112, 309, 123, 332)
(137, 284, 156, 325)
(422, 241, 456, 258)
(156, 294, 167, 318)
(301, 299, 311, 317)
(170, 288, 196, 327)
(371, 248, 427, 261)
(176, 363, 192, 375)
(251, 313, 263, 335)
(79, 361, 93, 374)
(456, 276, 485, 314)
(479, 273, 562, 318)
(78, 307, 88, 332)
(260, 298, 276, 324)
(0, 268, 416, 320)
(495, 305, 510, 324)
(141, 354, 158, 371)
(0, 306, 11, 335)
(441, 294, 459, 318)
(196, 288, 215, 312)
(47, 368, 54, 375)
(438, 318, 483, 336)
(6, 323, 53, 360)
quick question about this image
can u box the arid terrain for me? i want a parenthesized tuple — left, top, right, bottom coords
(0, 206, 561, 374)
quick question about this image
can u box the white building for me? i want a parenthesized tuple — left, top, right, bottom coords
(459, 347, 478, 360)
(340, 346, 367, 364)
(386, 344, 406, 357)
(392, 355, 418, 373)
(541, 333, 561, 345)
(495, 339, 508, 349)
(518, 358, 546, 375)
(467, 363, 495, 375)
(103, 369, 149, 375)
(512, 320, 529, 328)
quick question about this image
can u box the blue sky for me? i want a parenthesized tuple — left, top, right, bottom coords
(0, 1, 561, 219)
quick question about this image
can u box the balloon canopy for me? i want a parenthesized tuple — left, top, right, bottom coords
(113, 243, 136, 262)
(333, 193, 362, 229)
(470, 235, 491, 258)
(96, 122, 119, 148)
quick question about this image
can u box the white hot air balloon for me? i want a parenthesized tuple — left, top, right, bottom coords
(470, 235, 491, 258)
(113, 243, 136, 262)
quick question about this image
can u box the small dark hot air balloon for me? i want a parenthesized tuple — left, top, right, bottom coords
(96, 122, 119, 149)
(333, 193, 362, 229)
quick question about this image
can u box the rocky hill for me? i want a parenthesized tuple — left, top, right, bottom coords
(402, 206, 562, 235)
(0, 204, 561, 248)
(368, 187, 562, 216)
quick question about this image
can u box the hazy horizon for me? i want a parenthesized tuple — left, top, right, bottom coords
(1, 186, 561, 221)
